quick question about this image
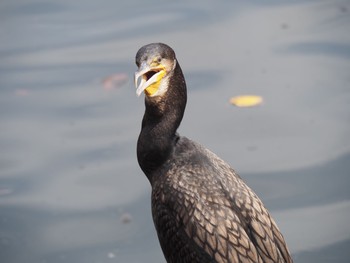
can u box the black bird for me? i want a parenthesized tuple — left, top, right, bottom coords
(134, 43, 293, 263)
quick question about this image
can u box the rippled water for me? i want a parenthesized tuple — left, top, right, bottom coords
(1, 0, 350, 262)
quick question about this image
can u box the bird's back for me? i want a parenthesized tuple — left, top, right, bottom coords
(151, 136, 293, 263)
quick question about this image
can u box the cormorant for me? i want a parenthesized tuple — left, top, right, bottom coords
(134, 43, 293, 263)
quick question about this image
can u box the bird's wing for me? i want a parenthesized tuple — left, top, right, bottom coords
(168, 178, 292, 263)
(153, 164, 264, 262)
(153, 198, 214, 263)
(153, 140, 293, 262)
(169, 169, 291, 263)
(175, 192, 264, 263)
(203, 148, 293, 263)
(153, 186, 263, 263)
(221, 168, 293, 263)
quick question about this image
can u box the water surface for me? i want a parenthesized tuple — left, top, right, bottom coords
(1, 0, 350, 262)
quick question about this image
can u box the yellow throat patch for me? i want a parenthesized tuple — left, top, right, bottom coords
(145, 70, 166, 96)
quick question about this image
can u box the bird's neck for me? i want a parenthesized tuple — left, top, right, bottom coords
(137, 64, 187, 180)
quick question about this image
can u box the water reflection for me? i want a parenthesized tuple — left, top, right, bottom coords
(1, 0, 349, 262)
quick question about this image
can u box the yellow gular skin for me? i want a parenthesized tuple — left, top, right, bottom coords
(145, 69, 166, 96)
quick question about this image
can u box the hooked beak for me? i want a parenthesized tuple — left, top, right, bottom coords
(134, 63, 166, 96)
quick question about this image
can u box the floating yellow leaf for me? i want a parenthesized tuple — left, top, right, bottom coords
(229, 95, 263, 107)
(102, 73, 128, 91)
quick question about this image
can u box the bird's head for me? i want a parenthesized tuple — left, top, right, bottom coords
(134, 43, 177, 98)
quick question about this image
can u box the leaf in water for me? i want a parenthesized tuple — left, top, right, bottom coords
(0, 187, 13, 196)
(120, 212, 132, 224)
(15, 89, 29, 96)
(229, 95, 263, 107)
(102, 73, 129, 91)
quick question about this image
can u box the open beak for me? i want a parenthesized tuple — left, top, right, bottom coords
(134, 63, 166, 96)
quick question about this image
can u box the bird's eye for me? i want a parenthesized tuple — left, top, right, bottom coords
(157, 57, 162, 63)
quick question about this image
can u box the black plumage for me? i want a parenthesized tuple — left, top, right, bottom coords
(134, 43, 293, 263)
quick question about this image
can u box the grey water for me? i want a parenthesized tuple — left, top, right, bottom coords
(1, 0, 350, 262)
